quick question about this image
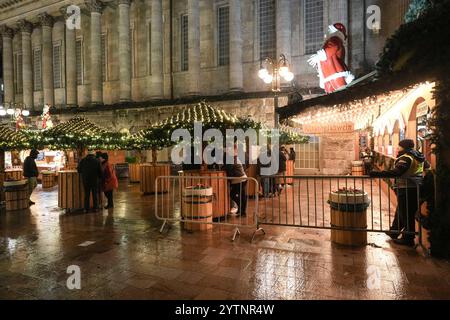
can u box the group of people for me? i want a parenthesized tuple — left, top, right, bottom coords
(223, 144, 296, 217)
(22, 149, 118, 213)
(77, 151, 118, 213)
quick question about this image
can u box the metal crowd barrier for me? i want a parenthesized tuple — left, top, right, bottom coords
(155, 175, 265, 242)
(257, 175, 421, 240)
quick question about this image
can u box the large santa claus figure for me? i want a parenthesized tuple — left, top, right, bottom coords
(308, 23, 355, 94)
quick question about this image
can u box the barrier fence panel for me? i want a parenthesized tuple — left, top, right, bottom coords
(155, 175, 265, 241)
(258, 175, 421, 239)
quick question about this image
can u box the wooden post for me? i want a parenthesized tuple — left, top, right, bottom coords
(151, 148, 158, 165)
(0, 150, 5, 204)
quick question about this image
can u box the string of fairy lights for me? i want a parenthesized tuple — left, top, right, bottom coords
(291, 89, 411, 131)
(1, 102, 308, 152)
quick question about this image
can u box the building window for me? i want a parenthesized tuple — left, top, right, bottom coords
(304, 0, 324, 54)
(259, 0, 276, 60)
(217, 6, 230, 66)
(101, 33, 107, 81)
(33, 48, 42, 91)
(295, 136, 320, 170)
(75, 39, 83, 85)
(181, 14, 189, 71)
(14, 53, 23, 94)
(53, 44, 62, 88)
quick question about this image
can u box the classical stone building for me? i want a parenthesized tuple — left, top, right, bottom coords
(0, 0, 411, 166)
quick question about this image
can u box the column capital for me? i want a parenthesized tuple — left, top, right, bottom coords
(118, 0, 131, 5)
(38, 13, 54, 27)
(85, 0, 105, 13)
(18, 19, 33, 34)
(0, 25, 14, 38)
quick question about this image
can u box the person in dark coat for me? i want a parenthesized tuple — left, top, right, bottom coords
(224, 144, 248, 216)
(289, 147, 296, 161)
(23, 149, 39, 205)
(370, 139, 429, 247)
(277, 145, 289, 195)
(77, 150, 103, 213)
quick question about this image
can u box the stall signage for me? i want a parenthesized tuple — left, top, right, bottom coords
(302, 122, 354, 134)
(416, 101, 429, 117)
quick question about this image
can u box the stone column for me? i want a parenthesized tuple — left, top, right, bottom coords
(19, 20, 33, 109)
(87, 0, 104, 105)
(151, 0, 164, 98)
(1, 26, 15, 104)
(118, 0, 131, 101)
(62, 7, 78, 107)
(188, 0, 200, 96)
(229, 0, 243, 92)
(277, 0, 291, 60)
(38, 13, 55, 107)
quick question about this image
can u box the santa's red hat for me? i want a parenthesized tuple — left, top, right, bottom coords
(333, 23, 347, 39)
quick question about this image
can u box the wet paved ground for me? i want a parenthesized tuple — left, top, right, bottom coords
(1, 180, 450, 300)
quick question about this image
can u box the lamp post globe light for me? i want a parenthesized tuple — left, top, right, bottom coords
(258, 54, 295, 128)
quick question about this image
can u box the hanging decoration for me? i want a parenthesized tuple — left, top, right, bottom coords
(41, 104, 54, 129)
(14, 109, 26, 131)
(308, 23, 355, 94)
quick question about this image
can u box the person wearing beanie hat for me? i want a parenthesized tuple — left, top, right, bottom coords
(23, 149, 40, 205)
(370, 139, 430, 247)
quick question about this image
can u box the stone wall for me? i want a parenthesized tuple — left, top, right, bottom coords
(319, 132, 356, 175)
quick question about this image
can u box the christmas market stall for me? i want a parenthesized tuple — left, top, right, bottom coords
(0, 126, 32, 211)
(134, 101, 261, 221)
(43, 117, 128, 212)
(277, 0, 450, 257)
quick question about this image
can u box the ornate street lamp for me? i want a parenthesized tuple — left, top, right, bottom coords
(258, 54, 295, 128)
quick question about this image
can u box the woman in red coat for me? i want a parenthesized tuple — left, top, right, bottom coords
(100, 153, 118, 209)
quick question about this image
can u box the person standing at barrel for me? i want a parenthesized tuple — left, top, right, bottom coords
(225, 143, 248, 217)
(370, 139, 429, 247)
(99, 152, 118, 209)
(23, 149, 39, 206)
(78, 150, 103, 213)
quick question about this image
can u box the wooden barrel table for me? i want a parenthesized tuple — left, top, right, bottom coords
(42, 172, 56, 189)
(4, 180, 29, 211)
(351, 161, 364, 176)
(58, 170, 87, 211)
(5, 169, 23, 181)
(182, 186, 213, 231)
(180, 170, 229, 219)
(329, 191, 370, 246)
(140, 164, 170, 194)
(246, 164, 259, 198)
(129, 163, 141, 183)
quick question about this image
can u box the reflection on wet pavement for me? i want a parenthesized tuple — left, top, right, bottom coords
(1, 181, 450, 300)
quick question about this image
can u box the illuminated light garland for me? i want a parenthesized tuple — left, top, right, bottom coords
(129, 101, 263, 150)
(0, 126, 31, 150)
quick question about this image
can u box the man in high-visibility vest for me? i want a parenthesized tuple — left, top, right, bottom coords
(370, 139, 429, 247)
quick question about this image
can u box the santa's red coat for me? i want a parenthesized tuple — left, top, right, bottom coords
(319, 36, 350, 93)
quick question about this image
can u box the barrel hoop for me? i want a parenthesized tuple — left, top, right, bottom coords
(181, 215, 213, 220)
(330, 224, 368, 229)
(328, 200, 370, 212)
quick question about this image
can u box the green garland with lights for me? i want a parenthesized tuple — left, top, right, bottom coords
(43, 117, 129, 151)
(0, 126, 31, 151)
(130, 102, 263, 150)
